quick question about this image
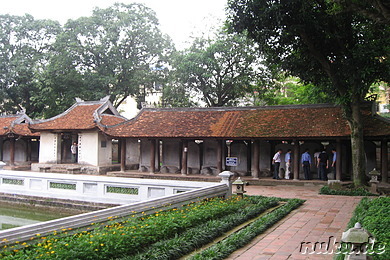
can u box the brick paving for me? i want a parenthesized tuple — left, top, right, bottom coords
(227, 185, 362, 260)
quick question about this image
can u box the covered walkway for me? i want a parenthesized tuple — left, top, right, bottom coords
(228, 185, 362, 259)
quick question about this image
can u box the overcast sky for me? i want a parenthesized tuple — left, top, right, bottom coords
(1, 0, 228, 49)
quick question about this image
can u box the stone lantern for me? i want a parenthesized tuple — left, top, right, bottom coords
(368, 168, 380, 194)
(341, 222, 372, 260)
(232, 177, 247, 198)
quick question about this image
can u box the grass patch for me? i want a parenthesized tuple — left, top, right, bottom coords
(1, 196, 305, 260)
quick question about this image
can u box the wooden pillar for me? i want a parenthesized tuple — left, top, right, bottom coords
(293, 139, 299, 180)
(252, 140, 260, 178)
(217, 139, 223, 173)
(181, 140, 188, 175)
(120, 139, 126, 172)
(336, 139, 342, 180)
(381, 139, 388, 183)
(10, 137, 15, 166)
(149, 139, 156, 173)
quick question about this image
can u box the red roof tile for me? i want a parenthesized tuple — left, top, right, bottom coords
(105, 104, 390, 139)
(0, 114, 38, 137)
(30, 98, 125, 132)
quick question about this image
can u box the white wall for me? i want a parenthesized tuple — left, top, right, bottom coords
(98, 132, 112, 166)
(78, 132, 98, 166)
(38, 132, 60, 163)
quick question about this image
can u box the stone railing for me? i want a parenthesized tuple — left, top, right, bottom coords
(0, 171, 234, 245)
(0, 170, 228, 204)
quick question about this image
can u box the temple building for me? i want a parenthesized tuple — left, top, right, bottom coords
(105, 102, 389, 182)
(0, 112, 39, 168)
(0, 97, 387, 182)
(29, 96, 126, 174)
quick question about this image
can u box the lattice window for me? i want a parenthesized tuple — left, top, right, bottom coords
(49, 182, 76, 190)
(106, 186, 138, 195)
(2, 178, 24, 185)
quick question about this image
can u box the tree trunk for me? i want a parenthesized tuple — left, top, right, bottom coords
(344, 101, 366, 186)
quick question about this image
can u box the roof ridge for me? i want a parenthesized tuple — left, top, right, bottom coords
(30, 101, 104, 125)
(141, 103, 340, 112)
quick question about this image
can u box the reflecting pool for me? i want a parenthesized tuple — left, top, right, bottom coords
(0, 203, 74, 230)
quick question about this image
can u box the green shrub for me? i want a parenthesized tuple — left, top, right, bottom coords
(319, 185, 378, 196)
(336, 197, 389, 260)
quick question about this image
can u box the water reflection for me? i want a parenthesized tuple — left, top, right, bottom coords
(0, 203, 73, 230)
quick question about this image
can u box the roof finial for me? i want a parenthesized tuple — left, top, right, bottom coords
(100, 96, 110, 102)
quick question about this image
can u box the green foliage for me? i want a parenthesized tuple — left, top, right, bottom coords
(0, 14, 61, 117)
(165, 30, 265, 107)
(123, 196, 282, 260)
(227, 0, 389, 187)
(0, 4, 173, 118)
(319, 185, 378, 196)
(0, 196, 304, 260)
(248, 75, 333, 106)
(339, 197, 390, 259)
(40, 3, 173, 116)
(190, 198, 304, 259)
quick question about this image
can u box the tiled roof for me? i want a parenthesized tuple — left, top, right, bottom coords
(29, 97, 126, 132)
(105, 104, 390, 139)
(0, 114, 38, 137)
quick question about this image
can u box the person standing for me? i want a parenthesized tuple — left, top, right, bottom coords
(314, 149, 321, 179)
(331, 148, 337, 179)
(272, 149, 282, 180)
(71, 142, 78, 163)
(285, 149, 292, 179)
(318, 149, 329, 181)
(301, 149, 312, 180)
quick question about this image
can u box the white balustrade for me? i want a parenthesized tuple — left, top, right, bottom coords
(0, 170, 219, 205)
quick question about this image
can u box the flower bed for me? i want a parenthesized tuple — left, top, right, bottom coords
(1, 196, 304, 260)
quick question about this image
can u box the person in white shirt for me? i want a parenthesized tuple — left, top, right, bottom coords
(272, 149, 282, 180)
(71, 142, 78, 163)
(314, 149, 321, 179)
(285, 149, 292, 179)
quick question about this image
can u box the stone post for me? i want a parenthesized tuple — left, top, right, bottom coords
(219, 170, 234, 198)
(341, 222, 372, 260)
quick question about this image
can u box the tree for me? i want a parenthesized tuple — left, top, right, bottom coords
(167, 30, 264, 107)
(228, 0, 389, 186)
(40, 3, 172, 116)
(330, 0, 389, 24)
(0, 14, 61, 117)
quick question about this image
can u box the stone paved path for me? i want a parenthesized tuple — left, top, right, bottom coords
(227, 184, 362, 260)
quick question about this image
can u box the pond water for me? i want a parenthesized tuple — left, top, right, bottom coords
(0, 203, 74, 230)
